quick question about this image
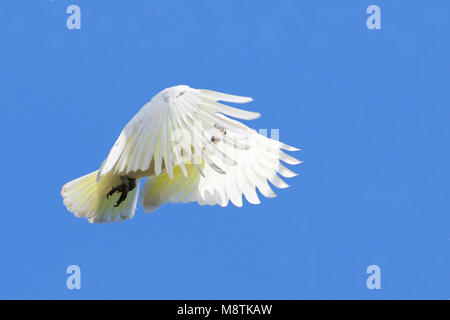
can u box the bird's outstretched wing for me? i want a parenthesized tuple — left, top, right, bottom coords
(139, 127, 301, 211)
(98, 85, 260, 180)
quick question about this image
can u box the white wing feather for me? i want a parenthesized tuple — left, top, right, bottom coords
(195, 128, 300, 207)
(139, 122, 301, 211)
(98, 85, 258, 180)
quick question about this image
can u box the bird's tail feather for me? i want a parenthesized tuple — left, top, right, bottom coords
(61, 170, 140, 223)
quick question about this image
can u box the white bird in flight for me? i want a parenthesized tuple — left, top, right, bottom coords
(61, 85, 301, 223)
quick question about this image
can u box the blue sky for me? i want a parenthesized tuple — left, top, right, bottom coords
(0, 0, 449, 299)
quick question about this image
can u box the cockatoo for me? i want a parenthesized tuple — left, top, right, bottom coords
(61, 85, 301, 223)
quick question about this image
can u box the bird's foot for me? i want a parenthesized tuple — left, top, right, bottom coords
(107, 176, 136, 207)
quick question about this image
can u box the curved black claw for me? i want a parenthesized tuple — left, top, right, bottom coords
(114, 187, 128, 207)
(107, 185, 124, 199)
(106, 176, 136, 207)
